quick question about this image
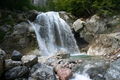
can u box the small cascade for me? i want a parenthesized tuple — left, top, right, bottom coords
(70, 64, 93, 80)
(70, 73, 92, 80)
(29, 12, 80, 56)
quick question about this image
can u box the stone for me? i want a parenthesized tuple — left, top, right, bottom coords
(57, 68, 72, 80)
(21, 55, 38, 67)
(55, 50, 70, 59)
(5, 66, 29, 80)
(0, 21, 37, 54)
(11, 50, 22, 61)
(87, 32, 120, 56)
(0, 49, 6, 77)
(72, 58, 110, 80)
(85, 15, 107, 33)
(5, 59, 22, 70)
(73, 19, 85, 32)
(27, 10, 39, 21)
(105, 58, 120, 80)
(59, 11, 76, 28)
(30, 63, 56, 80)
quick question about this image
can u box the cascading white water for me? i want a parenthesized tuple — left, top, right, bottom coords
(29, 12, 80, 56)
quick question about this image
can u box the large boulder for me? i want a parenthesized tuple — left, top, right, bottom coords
(73, 58, 110, 80)
(57, 68, 72, 80)
(5, 66, 29, 80)
(105, 58, 120, 80)
(87, 32, 120, 57)
(11, 50, 22, 61)
(73, 18, 85, 32)
(21, 55, 38, 67)
(5, 59, 22, 70)
(30, 63, 56, 80)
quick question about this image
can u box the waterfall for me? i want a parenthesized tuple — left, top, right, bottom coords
(29, 12, 80, 56)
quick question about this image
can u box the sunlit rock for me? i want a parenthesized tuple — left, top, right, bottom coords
(21, 55, 38, 67)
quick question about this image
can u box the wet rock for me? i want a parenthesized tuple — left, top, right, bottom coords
(73, 59, 110, 80)
(5, 59, 22, 70)
(5, 66, 29, 80)
(55, 50, 70, 59)
(0, 49, 6, 77)
(87, 32, 120, 56)
(27, 10, 39, 21)
(21, 55, 38, 67)
(30, 63, 56, 80)
(105, 58, 120, 80)
(11, 50, 22, 61)
(57, 68, 72, 80)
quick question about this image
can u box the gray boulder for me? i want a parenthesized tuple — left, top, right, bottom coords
(21, 55, 38, 67)
(30, 63, 56, 80)
(5, 59, 22, 70)
(11, 50, 22, 61)
(73, 58, 110, 80)
(105, 58, 120, 80)
(5, 66, 29, 80)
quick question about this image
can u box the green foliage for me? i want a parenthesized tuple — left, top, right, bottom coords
(49, 0, 120, 17)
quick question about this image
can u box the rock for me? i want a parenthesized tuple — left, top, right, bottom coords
(5, 66, 29, 80)
(73, 19, 85, 32)
(30, 63, 56, 80)
(0, 25, 11, 32)
(13, 22, 29, 35)
(5, 59, 22, 70)
(55, 50, 70, 59)
(59, 11, 76, 28)
(85, 15, 107, 33)
(11, 50, 22, 61)
(57, 68, 72, 80)
(72, 58, 110, 80)
(27, 10, 39, 21)
(105, 58, 120, 80)
(15, 78, 28, 80)
(1, 22, 37, 53)
(21, 55, 38, 67)
(0, 49, 6, 58)
(87, 32, 120, 56)
(0, 49, 6, 77)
